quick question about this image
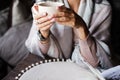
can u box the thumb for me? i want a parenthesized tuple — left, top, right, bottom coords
(31, 4, 39, 15)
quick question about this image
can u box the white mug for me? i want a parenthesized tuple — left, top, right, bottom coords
(36, 1, 64, 16)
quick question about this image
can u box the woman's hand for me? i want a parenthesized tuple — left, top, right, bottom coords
(53, 6, 86, 29)
(32, 4, 55, 39)
(54, 6, 89, 40)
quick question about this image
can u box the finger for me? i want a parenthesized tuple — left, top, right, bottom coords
(36, 16, 54, 24)
(56, 21, 74, 27)
(54, 12, 67, 17)
(57, 6, 67, 12)
(37, 18, 55, 28)
(40, 23, 53, 31)
(34, 4, 39, 11)
(31, 4, 39, 15)
(32, 4, 48, 20)
(57, 6, 75, 18)
(53, 11, 74, 18)
(34, 13, 47, 20)
(55, 17, 70, 22)
(57, 6, 72, 13)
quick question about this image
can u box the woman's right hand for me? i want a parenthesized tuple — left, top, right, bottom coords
(32, 4, 55, 39)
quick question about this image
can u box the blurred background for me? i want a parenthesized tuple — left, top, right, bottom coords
(109, 0, 120, 65)
(0, 0, 120, 79)
(0, 0, 11, 11)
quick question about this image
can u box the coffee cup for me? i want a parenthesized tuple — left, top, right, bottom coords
(36, 1, 64, 16)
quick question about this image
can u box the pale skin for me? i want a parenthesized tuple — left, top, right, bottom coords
(32, 0, 98, 67)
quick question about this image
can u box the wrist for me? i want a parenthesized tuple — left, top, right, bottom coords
(37, 30, 50, 43)
(40, 37, 50, 44)
(77, 27, 89, 40)
(40, 30, 50, 39)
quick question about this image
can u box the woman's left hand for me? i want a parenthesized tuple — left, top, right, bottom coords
(53, 6, 86, 28)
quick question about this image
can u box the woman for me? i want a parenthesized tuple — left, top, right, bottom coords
(25, 0, 112, 69)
